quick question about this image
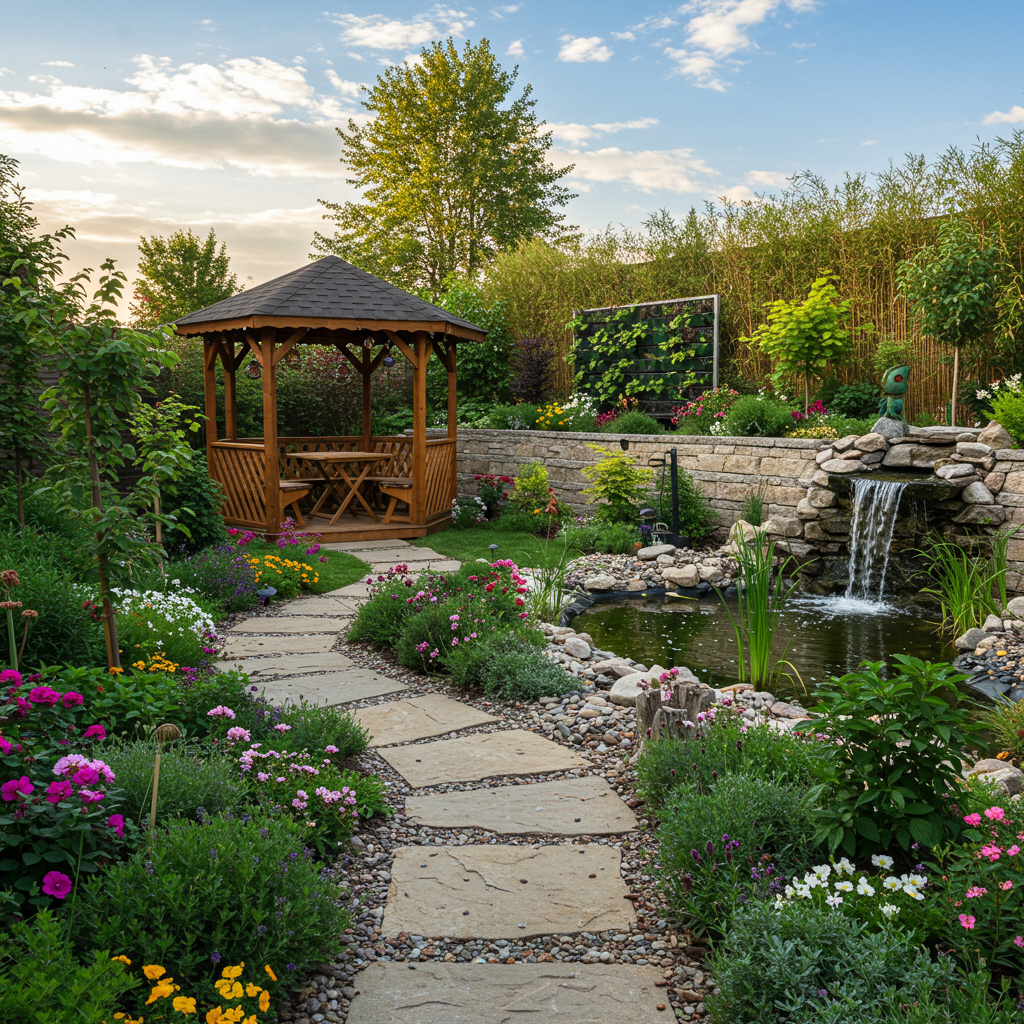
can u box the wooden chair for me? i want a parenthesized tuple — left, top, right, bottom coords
(368, 476, 413, 524)
(279, 480, 312, 526)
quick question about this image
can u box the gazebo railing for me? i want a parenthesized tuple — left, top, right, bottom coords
(208, 442, 267, 529)
(423, 438, 456, 519)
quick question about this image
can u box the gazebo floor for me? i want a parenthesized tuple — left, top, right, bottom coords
(272, 509, 452, 543)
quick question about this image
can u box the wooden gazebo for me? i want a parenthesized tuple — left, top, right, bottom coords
(174, 255, 485, 541)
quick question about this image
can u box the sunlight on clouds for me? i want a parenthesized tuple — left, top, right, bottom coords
(983, 105, 1024, 125)
(720, 184, 757, 202)
(330, 8, 473, 51)
(557, 36, 614, 63)
(861, 139, 879, 146)
(506, 39, 525, 57)
(490, 5, 521, 19)
(42, 61, 75, 67)
(746, 169, 789, 187)
(555, 146, 717, 193)
(325, 70, 364, 98)
(549, 118, 658, 145)
(664, 48, 726, 90)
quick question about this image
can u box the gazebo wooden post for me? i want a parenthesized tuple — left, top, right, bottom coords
(203, 338, 218, 463)
(261, 327, 281, 537)
(446, 339, 458, 505)
(361, 352, 372, 452)
(412, 331, 429, 526)
(223, 335, 238, 441)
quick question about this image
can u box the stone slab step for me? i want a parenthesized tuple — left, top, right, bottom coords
(347, 963, 667, 1023)
(320, 540, 411, 551)
(258, 669, 407, 707)
(403, 776, 638, 836)
(327, 582, 372, 598)
(220, 634, 339, 658)
(220, 652, 355, 678)
(227, 615, 349, 634)
(382, 844, 634, 940)
(271, 596, 361, 615)
(353, 693, 498, 747)
(379, 729, 588, 788)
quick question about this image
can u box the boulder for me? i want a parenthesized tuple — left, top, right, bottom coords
(985, 471, 1006, 493)
(808, 488, 837, 508)
(563, 636, 592, 660)
(655, 553, 675, 566)
(953, 504, 1006, 525)
(698, 563, 723, 583)
(811, 469, 830, 487)
(764, 516, 802, 538)
(936, 463, 975, 480)
(796, 497, 819, 519)
(608, 664, 669, 706)
(971, 764, 1024, 798)
(978, 421, 1014, 449)
(983, 613, 1005, 632)
(854, 432, 888, 452)
(962, 481, 995, 505)
(871, 416, 911, 440)
(583, 574, 617, 592)
(815, 448, 835, 465)
(728, 520, 768, 545)
(637, 543, 676, 561)
(1006, 595, 1024, 619)
(820, 459, 864, 474)
(860, 450, 885, 464)
(954, 627, 988, 652)
(662, 564, 700, 588)
(957, 441, 993, 459)
(832, 435, 860, 453)
(882, 445, 914, 468)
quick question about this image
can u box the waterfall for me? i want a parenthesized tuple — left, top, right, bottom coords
(845, 478, 908, 603)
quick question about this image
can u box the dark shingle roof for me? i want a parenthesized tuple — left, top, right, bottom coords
(174, 255, 485, 336)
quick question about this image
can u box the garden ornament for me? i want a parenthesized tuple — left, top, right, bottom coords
(149, 722, 183, 835)
(879, 364, 910, 420)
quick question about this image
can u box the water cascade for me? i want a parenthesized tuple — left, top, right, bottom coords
(845, 478, 908, 603)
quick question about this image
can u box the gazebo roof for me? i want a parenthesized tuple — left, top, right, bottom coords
(174, 255, 486, 342)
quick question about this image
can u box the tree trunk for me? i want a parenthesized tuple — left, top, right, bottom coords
(951, 345, 960, 427)
(82, 382, 121, 670)
(153, 491, 164, 581)
(637, 681, 716, 746)
(14, 454, 24, 529)
(804, 375, 809, 416)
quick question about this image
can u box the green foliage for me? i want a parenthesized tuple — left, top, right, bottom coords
(981, 695, 1024, 760)
(77, 813, 351, 1006)
(445, 633, 576, 701)
(916, 534, 999, 635)
(740, 482, 768, 527)
(156, 450, 228, 556)
(872, 334, 915, 378)
(580, 445, 654, 524)
(828, 380, 880, 418)
(656, 773, 818, 937)
(451, 496, 488, 528)
(508, 461, 552, 512)
(487, 403, 540, 430)
(0, 909, 139, 1024)
(598, 409, 664, 435)
(742, 275, 863, 410)
(312, 38, 575, 292)
(812, 656, 983, 857)
(671, 386, 741, 434)
(706, 902, 964, 1024)
(723, 393, 794, 436)
(240, 698, 370, 759)
(348, 576, 419, 648)
(169, 544, 259, 614)
(635, 718, 833, 810)
(653, 468, 715, 541)
(129, 227, 238, 327)
(987, 386, 1024, 445)
(562, 520, 638, 555)
(105, 740, 251, 825)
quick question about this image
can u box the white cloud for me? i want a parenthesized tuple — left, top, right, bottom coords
(325, 70, 364, 98)
(861, 139, 879, 146)
(346, 52, 366, 61)
(745, 169, 789, 187)
(549, 117, 658, 145)
(983, 105, 1024, 125)
(721, 184, 757, 202)
(506, 39, 525, 57)
(42, 61, 75, 68)
(490, 4, 521, 18)
(330, 7, 473, 51)
(557, 36, 614, 63)
(790, 41, 815, 48)
(554, 146, 716, 193)
(611, 31, 636, 41)
(0, 68, 12, 76)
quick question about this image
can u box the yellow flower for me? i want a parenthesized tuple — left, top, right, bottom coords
(215, 980, 243, 1000)
(111, 955, 132, 966)
(221, 963, 245, 980)
(173, 996, 197, 1014)
(222, 1009, 245, 1024)
(148, 979, 176, 1003)
(259, 990, 270, 1012)
(243, 1016, 259, 1024)
(206, 1009, 223, 1024)
(109, 666, 124, 674)
(245, 983, 262, 998)
(143, 964, 166, 980)
(265, 965, 277, 982)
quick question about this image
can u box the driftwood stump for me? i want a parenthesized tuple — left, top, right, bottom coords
(636, 682, 715, 746)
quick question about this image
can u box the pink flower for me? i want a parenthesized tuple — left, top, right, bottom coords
(1015, 936, 1024, 948)
(0, 735, 10, 755)
(45, 780, 73, 804)
(965, 886, 988, 898)
(1, 776, 33, 801)
(325, 745, 339, 754)
(980, 844, 1003, 862)
(41, 871, 72, 899)
(985, 806, 1006, 821)
(72, 766, 100, 786)
(107, 813, 125, 837)
(1001, 880, 1013, 890)
(964, 813, 982, 827)
(274, 724, 292, 733)
(227, 727, 251, 743)
(28, 686, 60, 705)
(257, 772, 270, 782)
(79, 789, 105, 803)
(1008, 845, 1021, 856)
(0, 669, 21, 687)
(959, 914, 976, 930)
(60, 691, 84, 708)
(206, 705, 236, 719)
(82, 724, 106, 740)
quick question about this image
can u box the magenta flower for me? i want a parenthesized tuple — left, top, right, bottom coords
(45, 780, 73, 804)
(1, 776, 33, 801)
(0, 734, 10, 755)
(107, 813, 125, 837)
(28, 686, 60, 705)
(985, 806, 1005, 821)
(1015, 936, 1024, 948)
(325, 745, 339, 754)
(82, 724, 106, 740)
(958, 914, 976, 930)
(72, 766, 100, 786)
(0, 669, 21, 686)
(60, 691, 84, 708)
(963, 813, 982, 827)
(79, 789, 105, 804)
(41, 871, 72, 899)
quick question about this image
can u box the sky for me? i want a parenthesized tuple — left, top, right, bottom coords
(2, 0, 1024, 306)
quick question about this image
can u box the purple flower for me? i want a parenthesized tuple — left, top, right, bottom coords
(691, 849, 703, 864)
(211, 951, 222, 964)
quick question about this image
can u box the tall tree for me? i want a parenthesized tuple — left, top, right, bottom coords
(312, 38, 577, 292)
(130, 228, 239, 326)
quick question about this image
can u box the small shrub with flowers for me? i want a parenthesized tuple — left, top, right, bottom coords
(671, 387, 740, 435)
(534, 397, 597, 432)
(978, 373, 1024, 446)
(347, 564, 419, 648)
(244, 553, 318, 599)
(0, 669, 130, 910)
(169, 546, 261, 614)
(272, 517, 330, 564)
(473, 473, 513, 518)
(105, 587, 219, 668)
(451, 495, 488, 528)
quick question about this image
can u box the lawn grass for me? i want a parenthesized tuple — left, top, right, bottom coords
(245, 541, 370, 594)
(412, 526, 571, 569)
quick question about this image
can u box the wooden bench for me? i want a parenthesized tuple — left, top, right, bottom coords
(279, 480, 313, 526)
(366, 476, 413, 524)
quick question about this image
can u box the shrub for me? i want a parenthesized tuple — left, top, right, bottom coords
(347, 564, 420, 648)
(706, 901, 958, 1024)
(474, 473, 513, 518)
(233, 697, 369, 759)
(825, 414, 877, 437)
(535, 398, 597, 432)
(655, 469, 714, 541)
(723, 394, 793, 437)
(599, 409, 664, 435)
(451, 495, 488, 528)
(671, 387, 740, 435)
(243, 550, 320, 599)
(77, 813, 351, 1006)
(581, 445, 654, 524)
(159, 449, 229, 556)
(105, 740, 251, 824)
(508, 461, 552, 512)
(563, 520, 638, 555)
(445, 633, 576, 701)
(827, 380, 881, 418)
(510, 336, 555, 403)
(812, 655, 984, 857)
(655, 773, 818, 936)
(635, 716, 833, 810)
(169, 545, 259, 614)
(488, 403, 539, 430)
(108, 587, 218, 669)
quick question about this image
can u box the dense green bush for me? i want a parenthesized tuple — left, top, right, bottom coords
(723, 394, 793, 437)
(828, 380, 881, 418)
(599, 409, 664, 435)
(581, 446, 654, 524)
(77, 813, 351, 1008)
(445, 633, 576, 701)
(159, 450, 229, 555)
(488, 403, 539, 430)
(562, 520, 638, 554)
(170, 544, 259, 613)
(348, 571, 419, 647)
(656, 773, 818, 936)
(232, 696, 370, 758)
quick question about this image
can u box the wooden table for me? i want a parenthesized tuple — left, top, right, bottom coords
(299, 451, 387, 524)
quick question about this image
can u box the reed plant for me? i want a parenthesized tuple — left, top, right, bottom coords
(989, 524, 1022, 611)
(528, 534, 574, 623)
(740, 482, 769, 527)
(718, 537, 799, 689)
(917, 536, 999, 635)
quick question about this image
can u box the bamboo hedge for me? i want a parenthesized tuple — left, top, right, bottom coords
(482, 133, 1024, 420)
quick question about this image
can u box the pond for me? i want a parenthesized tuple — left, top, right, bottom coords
(574, 594, 954, 699)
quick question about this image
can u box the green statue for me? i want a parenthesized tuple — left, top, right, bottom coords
(879, 364, 909, 420)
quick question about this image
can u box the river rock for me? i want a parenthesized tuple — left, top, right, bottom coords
(954, 627, 988, 652)
(953, 504, 1006, 525)
(985, 471, 1006, 492)
(983, 613, 1005, 632)
(860, 450, 885, 464)
(833, 434, 860, 453)
(957, 441, 993, 459)
(796, 497, 819, 519)
(978, 421, 1014, 448)
(855, 432, 888, 452)
(971, 764, 1024, 798)
(962, 481, 995, 504)
(871, 416, 911, 439)
(583, 574, 618, 591)
(662, 564, 700, 588)
(820, 459, 864, 474)
(563, 636, 592, 660)
(937, 463, 975, 479)
(1006, 596, 1024, 619)
(609, 665, 667, 707)
(636, 543, 676, 561)
(808, 488, 837, 508)
(815, 448, 834, 465)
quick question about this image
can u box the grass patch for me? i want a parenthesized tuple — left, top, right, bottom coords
(413, 526, 570, 569)
(244, 541, 370, 594)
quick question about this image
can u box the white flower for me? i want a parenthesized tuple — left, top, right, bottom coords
(825, 893, 843, 907)
(784, 884, 796, 898)
(871, 854, 894, 870)
(811, 864, 832, 883)
(883, 875, 902, 891)
(905, 873, 928, 888)
(795, 884, 812, 899)
(835, 857, 855, 877)
(834, 880, 854, 893)
(880, 903, 900, 919)
(856, 877, 876, 897)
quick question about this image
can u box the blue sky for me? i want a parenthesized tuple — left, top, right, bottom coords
(2, 1, 1023, 300)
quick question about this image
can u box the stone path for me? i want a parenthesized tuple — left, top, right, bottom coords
(224, 538, 670, 1023)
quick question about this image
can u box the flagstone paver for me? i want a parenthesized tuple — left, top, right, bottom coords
(353, 693, 498, 746)
(327, 582, 372, 598)
(221, 651, 355, 678)
(258, 669, 407, 707)
(227, 615, 350, 634)
(220, 633, 339, 658)
(346, 963, 669, 1024)
(382, 844, 634, 940)
(403, 776, 638, 835)
(320, 539, 412, 551)
(379, 729, 588, 788)
(274, 596, 362, 615)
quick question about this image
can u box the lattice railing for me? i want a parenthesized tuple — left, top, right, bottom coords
(209, 443, 267, 528)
